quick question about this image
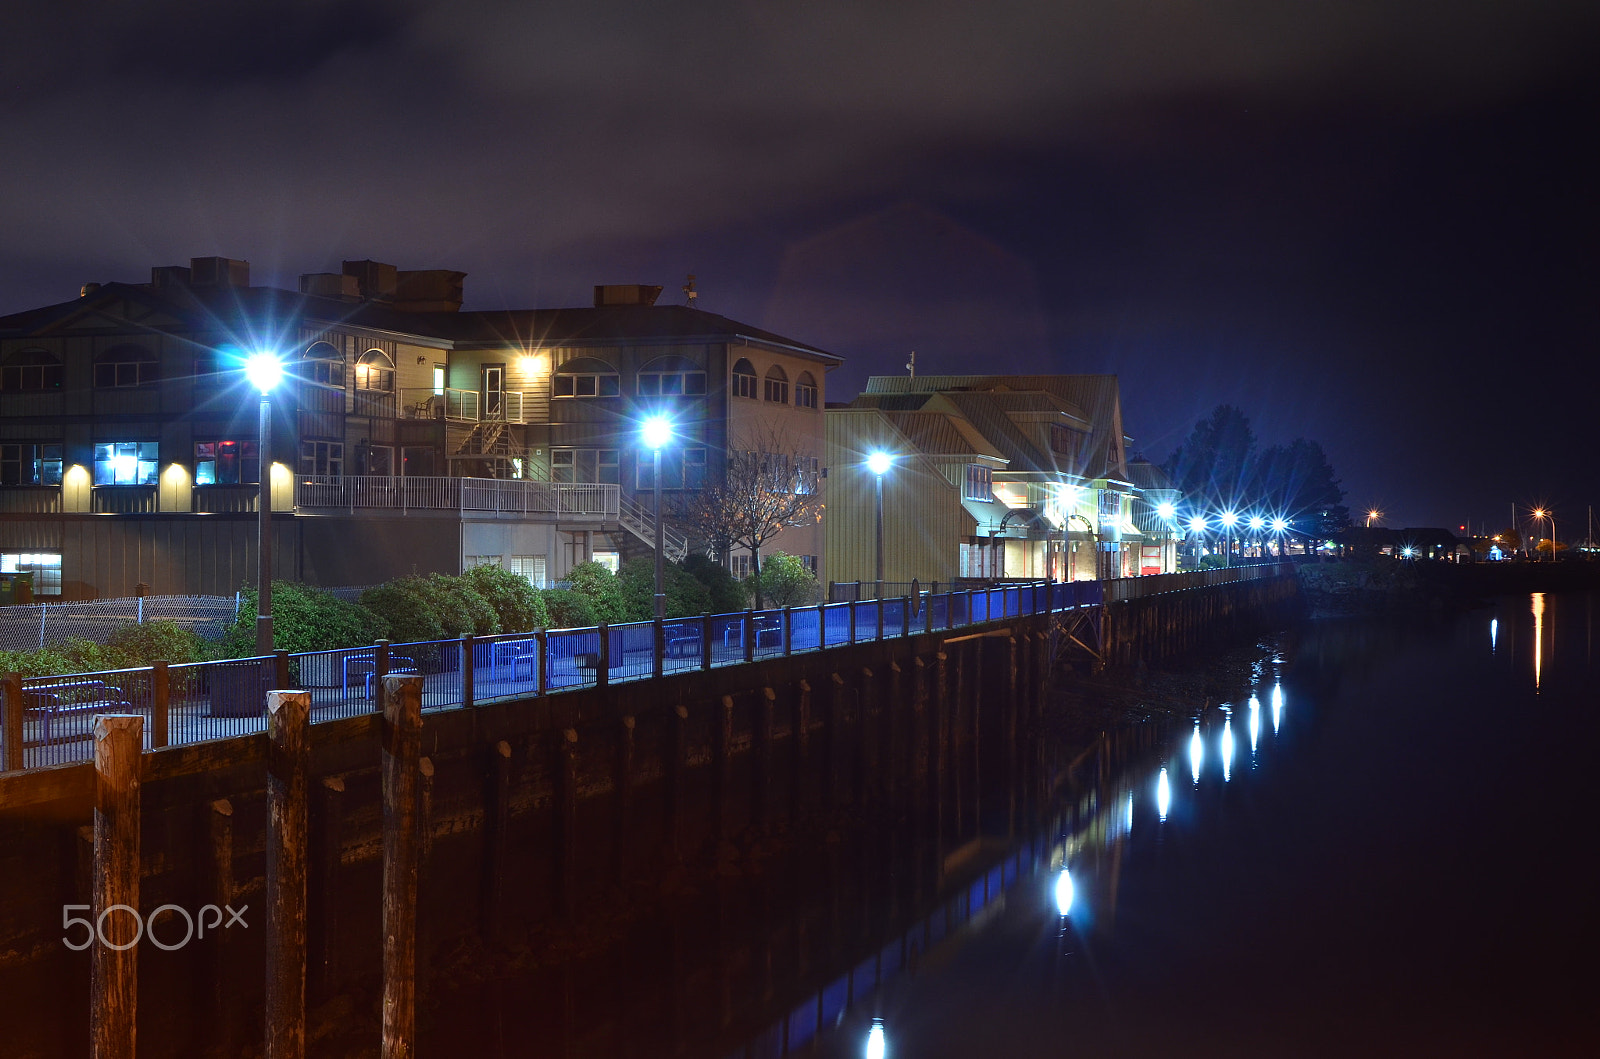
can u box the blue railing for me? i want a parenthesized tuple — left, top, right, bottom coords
(0, 566, 1289, 771)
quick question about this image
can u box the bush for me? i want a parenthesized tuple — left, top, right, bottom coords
(752, 552, 819, 607)
(683, 554, 748, 613)
(0, 647, 77, 678)
(424, 573, 500, 637)
(359, 580, 444, 645)
(224, 582, 388, 656)
(616, 557, 713, 620)
(566, 561, 628, 624)
(106, 620, 209, 665)
(541, 588, 597, 629)
(465, 565, 549, 631)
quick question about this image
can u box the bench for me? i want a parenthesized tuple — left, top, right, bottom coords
(25, 681, 133, 745)
(665, 634, 700, 658)
(342, 653, 418, 701)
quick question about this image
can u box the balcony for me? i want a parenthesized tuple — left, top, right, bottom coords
(401, 388, 527, 424)
(192, 485, 258, 513)
(0, 486, 63, 514)
(92, 486, 158, 514)
(294, 475, 618, 520)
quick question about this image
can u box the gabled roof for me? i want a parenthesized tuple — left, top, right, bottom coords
(878, 411, 1006, 461)
(0, 283, 840, 364)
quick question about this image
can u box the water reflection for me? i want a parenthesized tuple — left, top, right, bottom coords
(1271, 683, 1284, 733)
(1054, 868, 1076, 916)
(1248, 695, 1261, 759)
(1157, 767, 1171, 822)
(866, 1019, 886, 1059)
(1221, 718, 1234, 782)
(1189, 725, 1204, 784)
(1533, 593, 1545, 691)
(1490, 617, 1498, 654)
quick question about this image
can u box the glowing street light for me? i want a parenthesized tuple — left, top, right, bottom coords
(867, 451, 893, 597)
(1156, 501, 1177, 520)
(1532, 507, 1552, 562)
(1219, 510, 1239, 566)
(1366, 509, 1381, 528)
(1271, 516, 1289, 557)
(641, 415, 674, 618)
(1187, 514, 1208, 571)
(244, 351, 284, 655)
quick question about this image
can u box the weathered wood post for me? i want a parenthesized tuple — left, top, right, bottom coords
(208, 798, 236, 1050)
(715, 695, 736, 839)
(616, 714, 636, 882)
(792, 680, 812, 821)
(415, 756, 435, 1000)
(557, 727, 579, 914)
(669, 703, 690, 858)
(265, 689, 310, 1059)
(381, 673, 423, 1059)
(757, 688, 777, 829)
(856, 667, 875, 807)
(886, 660, 902, 810)
(480, 740, 512, 939)
(150, 660, 169, 749)
(460, 635, 475, 709)
(310, 775, 345, 1001)
(828, 672, 847, 809)
(91, 714, 142, 1059)
(2, 671, 24, 771)
(932, 651, 949, 873)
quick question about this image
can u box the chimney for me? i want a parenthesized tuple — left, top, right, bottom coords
(343, 260, 398, 301)
(593, 284, 663, 307)
(189, 256, 250, 288)
(299, 273, 361, 300)
(149, 266, 192, 290)
(392, 270, 466, 313)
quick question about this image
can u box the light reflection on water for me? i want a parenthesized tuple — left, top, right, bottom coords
(1189, 725, 1203, 785)
(1248, 695, 1261, 759)
(1532, 592, 1545, 691)
(1221, 718, 1234, 783)
(1157, 767, 1171, 822)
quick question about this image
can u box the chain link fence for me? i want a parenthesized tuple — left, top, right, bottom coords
(0, 595, 243, 652)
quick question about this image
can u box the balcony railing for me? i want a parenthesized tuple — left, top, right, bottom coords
(401, 389, 527, 424)
(0, 486, 63, 514)
(294, 475, 618, 519)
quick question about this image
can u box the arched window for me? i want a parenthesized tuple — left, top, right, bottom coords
(1, 348, 63, 392)
(795, 371, 818, 409)
(301, 341, 344, 387)
(552, 356, 620, 398)
(763, 365, 789, 404)
(731, 358, 757, 399)
(94, 344, 159, 388)
(355, 349, 395, 391)
(637, 355, 706, 397)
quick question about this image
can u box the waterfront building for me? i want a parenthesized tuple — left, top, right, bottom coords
(0, 258, 836, 598)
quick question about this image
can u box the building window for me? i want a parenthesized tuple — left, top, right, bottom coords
(465, 555, 502, 569)
(359, 444, 394, 476)
(552, 357, 620, 398)
(93, 441, 158, 486)
(300, 341, 344, 387)
(355, 349, 395, 391)
(794, 455, 820, 493)
(194, 440, 259, 485)
(730, 554, 751, 580)
(592, 550, 620, 574)
(763, 365, 789, 404)
(637, 355, 707, 397)
(795, 371, 818, 409)
(1, 349, 63, 392)
(94, 345, 159, 388)
(800, 555, 818, 575)
(432, 364, 445, 396)
(509, 554, 547, 588)
(300, 440, 343, 477)
(552, 449, 619, 485)
(963, 464, 993, 501)
(636, 447, 707, 490)
(2, 552, 61, 596)
(1, 443, 63, 486)
(1050, 424, 1084, 460)
(731, 358, 757, 399)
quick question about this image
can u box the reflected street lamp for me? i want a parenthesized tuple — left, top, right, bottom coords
(245, 351, 284, 655)
(641, 415, 674, 618)
(867, 451, 893, 598)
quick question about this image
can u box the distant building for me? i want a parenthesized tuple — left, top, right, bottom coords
(0, 258, 836, 598)
(825, 374, 1171, 587)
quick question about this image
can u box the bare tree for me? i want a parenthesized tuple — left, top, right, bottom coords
(671, 423, 824, 605)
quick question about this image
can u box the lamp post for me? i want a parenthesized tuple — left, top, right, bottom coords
(1248, 514, 1265, 560)
(641, 416, 673, 618)
(1532, 507, 1551, 562)
(1156, 502, 1177, 574)
(867, 451, 892, 599)
(1188, 515, 1208, 571)
(1366, 509, 1381, 529)
(1272, 517, 1289, 558)
(245, 351, 284, 655)
(1219, 510, 1239, 567)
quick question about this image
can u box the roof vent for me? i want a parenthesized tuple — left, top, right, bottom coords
(343, 260, 398, 301)
(300, 273, 361, 300)
(393, 270, 466, 313)
(149, 266, 191, 290)
(189, 256, 250, 288)
(593, 284, 662, 307)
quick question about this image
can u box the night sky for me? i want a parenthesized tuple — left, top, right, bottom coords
(4, 2, 1597, 533)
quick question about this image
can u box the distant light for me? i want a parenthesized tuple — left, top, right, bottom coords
(1054, 868, 1076, 916)
(1401, 546, 1416, 557)
(1248, 515, 1265, 531)
(1189, 515, 1208, 532)
(1272, 518, 1289, 532)
(1220, 510, 1239, 527)
(1248, 695, 1260, 755)
(1157, 768, 1171, 821)
(1189, 724, 1203, 784)
(1271, 683, 1284, 733)
(1156, 502, 1177, 519)
(866, 1019, 886, 1059)
(1490, 617, 1498, 653)
(640, 415, 673, 450)
(244, 351, 283, 393)
(867, 451, 893, 476)
(1368, 509, 1381, 520)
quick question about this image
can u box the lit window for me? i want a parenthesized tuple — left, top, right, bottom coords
(964, 464, 993, 501)
(1, 443, 63, 485)
(194, 440, 259, 485)
(795, 371, 818, 409)
(93, 441, 158, 486)
(355, 350, 395, 391)
(1, 349, 63, 392)
(432, 365, 445, 396)
(1, 551, 62, 596)
(763, 365, 789, 404)
(731, 358, 757, 399)
(552, 357, 620, 398)
(93, 345, 159, 388)
(730, 554, 751, 580)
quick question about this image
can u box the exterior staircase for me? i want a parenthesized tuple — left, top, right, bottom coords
(618, 493, 688, 561)
(448, 420, 516, 479)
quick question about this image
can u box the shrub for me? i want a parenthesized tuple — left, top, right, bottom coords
(105, 620, 210, 665)
(752, 552, 819, 607)
(566, 561, 628, 624)
(683, 554, 748, 613)
(224, 582, 388, 656)
(424, 573, 500, 637)
(359, 580, 444, 645)
(464, 565, 549, 631)
(541, 588, 597, 629)
(616, 557, 713, 620)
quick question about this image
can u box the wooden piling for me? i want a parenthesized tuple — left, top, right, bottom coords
(480, 740, 512, 939)
(756, 688, 776, 829)
(557, 727, 579, 914)
(715, 694, 736, 839)
(2, 671, 23, 772)
(669, 703, 690, 858)
(792, 680, 811, 822)
(265, 689, 310, 1059)
(208, 798, 235, 1052)
(310, 775, 345, 1001)
(828, 672, 847, 809)
(150, 661, 169, 749)
(381, 673, 423, 1059)
(616, 714, 635, 881)
(415, 756, 435, 999)
(91, 714, 142, 1059)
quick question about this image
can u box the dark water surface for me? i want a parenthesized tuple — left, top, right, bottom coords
(814, 591, 1600, 1058)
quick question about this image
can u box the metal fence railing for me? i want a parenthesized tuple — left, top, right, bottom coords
(0, 566, 1296, 772)
(0, 595, 243, 652)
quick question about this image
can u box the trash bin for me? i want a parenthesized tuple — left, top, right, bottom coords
(208, 659, 269, 718)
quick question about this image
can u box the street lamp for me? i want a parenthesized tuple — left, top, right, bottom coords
(1532, 507, 1553, 562)
(641, 415, 674, 618)
(244, 351, 284, 655)
(1219, 510, 1239, 566)
(867, 451, 893, 598)
(1188, 514, 1208, 570)
(1366, 509, 1381, 528)
(1271, 517, 1289, 557)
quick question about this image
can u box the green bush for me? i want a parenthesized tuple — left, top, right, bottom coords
(566, 561, 628, 624)
(541, 588, 597, 629)
(752, 552, 819, 607)
(359, 580, 444, 645)
(0, 647, 77, 678)
(616, 557, 713, 620)
(224, 582, 388, 656)
(465, 565, 549, 631)
(106, 620, 210, 665)
(683, 554, 748, 613)
(424, 573, 500, 636)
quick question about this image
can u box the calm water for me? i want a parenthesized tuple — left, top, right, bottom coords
(812, 591, 1600, 1058)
